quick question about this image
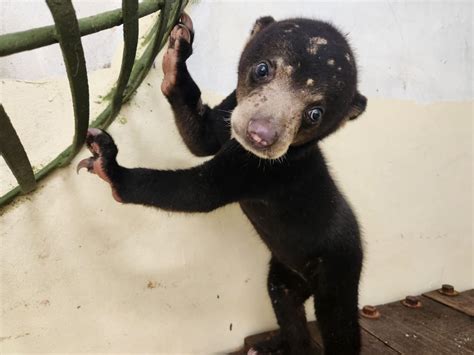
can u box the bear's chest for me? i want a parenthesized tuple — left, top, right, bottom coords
(239, 198, 321, 267)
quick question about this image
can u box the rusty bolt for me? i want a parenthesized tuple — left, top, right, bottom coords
(361, 305, 380, 319)
(402, 296, 422, 308)
(438, 284, 459, 296)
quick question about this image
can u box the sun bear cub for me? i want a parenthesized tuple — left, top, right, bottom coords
(78, 13, 367, 355)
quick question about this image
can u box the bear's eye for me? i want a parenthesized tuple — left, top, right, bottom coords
(306, 107, 324, 125)
(255, 62, 269, 78)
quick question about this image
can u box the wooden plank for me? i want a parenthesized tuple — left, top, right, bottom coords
(227, 290, 473, 354)
(360, 296, 474, 354)
(307, 321, 399, 354)
(243, 327, 322, 354)
(423, 289, 474, 317)
(360, 329, 401, 354)
(243, 328, 279, 350)
(234, 321, 398, 354)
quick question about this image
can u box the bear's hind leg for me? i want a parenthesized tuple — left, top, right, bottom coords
(249, 258, 315, 355)
(312, 254, 362, 355)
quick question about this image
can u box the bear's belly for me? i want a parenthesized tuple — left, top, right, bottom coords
(239, 199, 322, 270)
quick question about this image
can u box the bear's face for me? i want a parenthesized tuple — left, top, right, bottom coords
(231, 18, 367, 159)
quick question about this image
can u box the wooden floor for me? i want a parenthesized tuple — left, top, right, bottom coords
(229, 288, 473, 354)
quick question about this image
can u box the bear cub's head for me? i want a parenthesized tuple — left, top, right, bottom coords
(231, 16, 367, 159)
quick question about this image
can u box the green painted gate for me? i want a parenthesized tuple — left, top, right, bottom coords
(0, 0, 186, 207)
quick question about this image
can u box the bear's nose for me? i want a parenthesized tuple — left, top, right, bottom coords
(247, 119, 278, 148)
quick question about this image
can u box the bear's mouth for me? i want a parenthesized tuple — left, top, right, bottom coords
(232, 120, 293, 160)
(245, 118, 279, 149)
(231, 77, 303, 159)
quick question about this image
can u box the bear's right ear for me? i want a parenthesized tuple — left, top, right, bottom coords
(347, 92, 367, 120)
(249, 16, 275, 38)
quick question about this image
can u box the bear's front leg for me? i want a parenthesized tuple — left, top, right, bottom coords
(77, 128, 251, 211)
(161, 13, 237, 156)
(161, 12, 194, 97)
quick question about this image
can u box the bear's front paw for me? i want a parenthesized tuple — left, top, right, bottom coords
(77, 128, 122, 201)
(161, 12, 194, 96)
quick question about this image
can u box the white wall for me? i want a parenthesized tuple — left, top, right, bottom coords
(0, 1, 472, 353)
(2, 0, 472, 102)
(0, 0, 122, 79)
(188, 0, 473, 103)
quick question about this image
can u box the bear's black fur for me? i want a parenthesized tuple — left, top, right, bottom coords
(78, 14, 367, 355)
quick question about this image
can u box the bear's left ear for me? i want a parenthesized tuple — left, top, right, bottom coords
(249, 16, 275, 38)
(347, 92, 367, 120)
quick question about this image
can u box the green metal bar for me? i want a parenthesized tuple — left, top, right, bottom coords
(0, 104, 37, 193)
(122, 15, 162, 100)
(0, 147, 73, 207)
(92, 0, 175, 125)
(0, 0, 164, 57)
(152, 0, 175, 58)
(46, 0, 89, 164)
(0, 0, 187, 208)
(123, 0, 183, 101)
(0, 186, 21, 208)
(104, 0, 140, 127)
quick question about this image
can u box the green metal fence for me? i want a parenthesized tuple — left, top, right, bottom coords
(0, 0, 186, 207)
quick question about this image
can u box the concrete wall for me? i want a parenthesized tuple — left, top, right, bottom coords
(1, 1, 472, 353)
(0, 0, 122, 79)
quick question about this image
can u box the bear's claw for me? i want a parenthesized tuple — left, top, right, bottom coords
(178, 12, 193, 36)
(76, 157, 94, 174)
(76, 128, 117, 184)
